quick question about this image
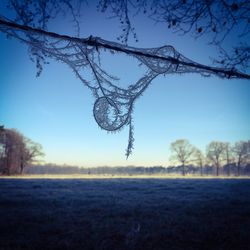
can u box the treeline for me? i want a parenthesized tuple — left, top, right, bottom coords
(169, 139, 250, 176)
(24, 164, 167, 175)
(24, 163, 250, 176)
(1, 125, 250, 176)
(25, 138, 250, 177)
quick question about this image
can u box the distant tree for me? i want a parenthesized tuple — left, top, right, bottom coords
(0, 126, 5, 160)
(169, 139, 196, 176)
(0, 128, 23, 175)
(0, 1, 249, 157)
(19, 138, 44, 174)
(223, 143, 234, 176)
(232, 141, 250, 176)
(193, 149, 205, 176)
(0, 127, 44, 175)
(206, 141, 226, 176)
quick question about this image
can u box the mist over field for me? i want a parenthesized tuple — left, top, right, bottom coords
(0, 178, 250, 250)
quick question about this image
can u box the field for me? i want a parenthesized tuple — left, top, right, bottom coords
(0, 177, 250, 250)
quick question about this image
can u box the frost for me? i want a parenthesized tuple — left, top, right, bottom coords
(0, 18, 248, 157)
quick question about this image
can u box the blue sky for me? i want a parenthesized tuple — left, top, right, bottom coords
(0, 3, 249, 167)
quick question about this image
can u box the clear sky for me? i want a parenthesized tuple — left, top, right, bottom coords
(0, 2, 249, 167)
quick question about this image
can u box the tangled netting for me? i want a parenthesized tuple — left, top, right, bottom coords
(85, 38, 218, 157)
(0, 23, 229, 157)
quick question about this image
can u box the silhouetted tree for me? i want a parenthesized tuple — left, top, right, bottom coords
(170, 139, 196, 176)
(0, 1, 249, 157)
(206, 141, 226, 176)
(223, 143, 233, 176)
(20, 138, 44, 174)
(0, 127, 44, 175)
(0, 128, 23, 174)
(193, 149, 205, 176)
(233, 141, 250, 176)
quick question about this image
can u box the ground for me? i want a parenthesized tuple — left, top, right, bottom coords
(0, 177, 250, 250)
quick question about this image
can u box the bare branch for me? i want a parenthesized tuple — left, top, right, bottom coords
(1, 19, 249, 79)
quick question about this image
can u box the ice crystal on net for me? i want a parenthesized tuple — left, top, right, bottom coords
(0, 16, 247, 157)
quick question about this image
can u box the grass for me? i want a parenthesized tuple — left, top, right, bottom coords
(1, 174, 250, 179)
(0, 176, 250, 250)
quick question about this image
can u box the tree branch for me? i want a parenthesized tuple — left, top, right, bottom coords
(0, 19, 250, 80)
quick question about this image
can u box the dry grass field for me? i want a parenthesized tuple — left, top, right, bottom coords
(0, 176, 250, 250)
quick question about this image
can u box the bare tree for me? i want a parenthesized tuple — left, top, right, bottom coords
(206, 141, 226, 176)
(0, 1, 249, 157)
(193, 148, 205, 176)
(223, 142, 233, 176)
(0, 126, 5, 160)
(0, 127, 44, 175)
(0, 129, 23, 175)
(19, 138, 44, 174)
(232, 141, 250, 176)
(170, 139, 196, 176)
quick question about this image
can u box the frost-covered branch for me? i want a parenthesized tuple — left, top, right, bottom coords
(1, 19, 249, 79)
(98, 0, 250, 71)
(0, 19, 249, 157)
